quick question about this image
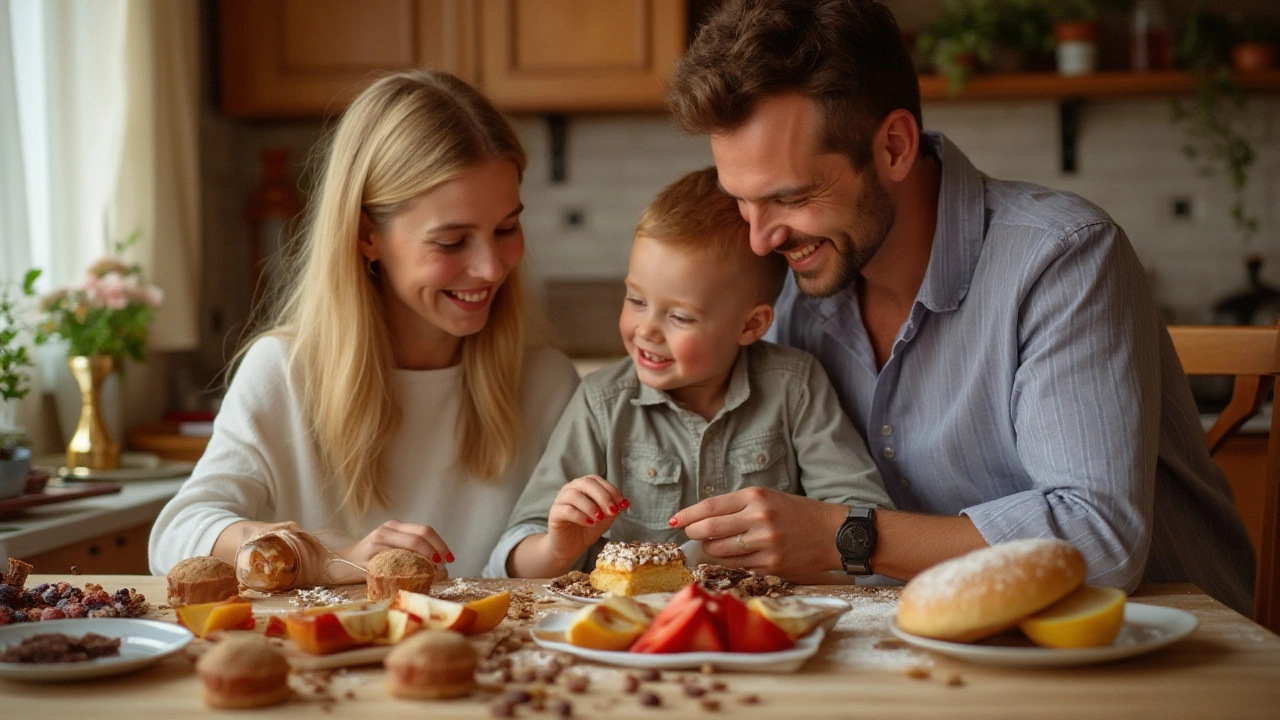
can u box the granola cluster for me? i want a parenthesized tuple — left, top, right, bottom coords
(0, 557, 149, 625)
(691, 564, 795, 597)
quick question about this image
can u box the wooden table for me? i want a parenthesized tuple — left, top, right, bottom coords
(4, 576, 1279, 718)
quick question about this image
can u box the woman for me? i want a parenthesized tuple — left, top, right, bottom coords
(148, 70, 580, 580)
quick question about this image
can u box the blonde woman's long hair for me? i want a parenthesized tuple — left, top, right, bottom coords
(251, 70, 530, 527)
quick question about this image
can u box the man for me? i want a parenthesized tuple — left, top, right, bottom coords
(665, 0, 1254, 615)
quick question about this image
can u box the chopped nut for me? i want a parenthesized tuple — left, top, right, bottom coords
(739, 694, 760, 705)
(701, 698, 722, 712)
(639, 691, 661, 707)
(946, 673, 964, 687)
(699, 663, 716, 674)
(683, 684, 706, 697)
(709, 681, 727, 692)
(639, 668, 661, 682)
(565, 673, 589, 694)
(622, 674, 640, 694)
(554, 699, 574, 718)
(905, 666, 931, 680)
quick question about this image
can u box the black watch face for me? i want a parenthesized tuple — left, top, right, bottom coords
(837, 522, 872, 558)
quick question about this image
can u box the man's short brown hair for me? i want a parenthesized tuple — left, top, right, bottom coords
(636, 167, 788, 304)
(667, 0, 921, 170)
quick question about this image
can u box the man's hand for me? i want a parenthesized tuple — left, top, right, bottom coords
(669, 487, 847, 579)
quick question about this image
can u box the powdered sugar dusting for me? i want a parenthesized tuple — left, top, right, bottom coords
(821, 592, 932, 671)
(901, 539, 1079, 609)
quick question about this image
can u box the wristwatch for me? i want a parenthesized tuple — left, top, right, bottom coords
(835, 506, 877, 575)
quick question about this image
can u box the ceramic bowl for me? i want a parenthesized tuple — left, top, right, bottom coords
(0, 446, 32, 499)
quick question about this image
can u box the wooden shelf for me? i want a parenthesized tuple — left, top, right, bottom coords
(919, 69, 1280, 101)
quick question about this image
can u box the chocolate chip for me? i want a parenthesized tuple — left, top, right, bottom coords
(701, 698, 722, 712)
(709, 681, 727, 692)
(946, 673, 964, 687)
(639, 691, 661, 707)
(565, 674, 589, 694)
(739, 694, 760, 704)
(639, 668, 661, 682)
(554, 699, 574, 718)
(622, 674, 640, 693)
(683, 685, 706, 697)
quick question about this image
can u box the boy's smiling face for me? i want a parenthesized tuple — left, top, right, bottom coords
(620, 234, 762, 415)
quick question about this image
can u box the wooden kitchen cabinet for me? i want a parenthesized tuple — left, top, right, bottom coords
(219, 0, 687, 117)
(19, 523, 152, 576)
(478, 0, 687, 112)
(219, 0, 479, 117)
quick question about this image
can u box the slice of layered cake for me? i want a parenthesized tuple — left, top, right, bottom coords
(589, 541, 694, 596)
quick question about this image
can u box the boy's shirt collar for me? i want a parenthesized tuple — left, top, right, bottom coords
(630, 345, 753, 420)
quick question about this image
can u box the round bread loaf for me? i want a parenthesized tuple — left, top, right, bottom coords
(896, 538, 1086, 642)
(196, 637, 291, 709)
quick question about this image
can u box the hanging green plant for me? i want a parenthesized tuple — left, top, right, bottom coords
(1171, 3, 1259, 245)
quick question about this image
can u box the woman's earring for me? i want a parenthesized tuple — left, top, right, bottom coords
(365, 258, 380, 280)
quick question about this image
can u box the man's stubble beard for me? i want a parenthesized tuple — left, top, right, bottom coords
(792, 177, 896, 299)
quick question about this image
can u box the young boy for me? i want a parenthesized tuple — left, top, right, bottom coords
(486, 167, 893, 579)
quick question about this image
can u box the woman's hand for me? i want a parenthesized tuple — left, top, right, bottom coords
(546, 475, 629, 565)
(338, 520, 455, 570)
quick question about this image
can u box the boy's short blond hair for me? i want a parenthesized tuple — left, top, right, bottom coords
(635, 167, 788, 305)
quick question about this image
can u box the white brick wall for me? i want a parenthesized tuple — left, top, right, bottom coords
(511, 97, 1280, 324)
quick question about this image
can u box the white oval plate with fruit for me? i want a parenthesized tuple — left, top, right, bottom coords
(889, 603, 1199, 668)
(531, 587, 850, 672)
(0, 618, 193, 682)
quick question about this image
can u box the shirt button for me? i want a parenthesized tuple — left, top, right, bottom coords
(646, 468, 656, 478)
(883, 447, 895, 459)
(756, 453, 767, 464)
(703, 484, 714, 494)
(899, 478, 910, 489)
(881, 425, 893, 437)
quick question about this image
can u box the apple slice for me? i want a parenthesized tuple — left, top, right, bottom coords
(394, 590, 477, 633)
(564, 603, 647, 651)
(746, 597, 834, 640)
(286, 602, 389, 654)
(602, 596, 660, 628)
(464, 592, 510, 634)
(379, 608, 425, 644)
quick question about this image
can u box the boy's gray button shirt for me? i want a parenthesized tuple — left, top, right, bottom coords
(484, 341, 893, 577)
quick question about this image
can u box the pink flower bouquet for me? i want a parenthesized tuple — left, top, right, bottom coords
(38, 252, 164, 363)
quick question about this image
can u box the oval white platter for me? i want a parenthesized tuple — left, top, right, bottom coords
(0, 618, 194, 682)
(889, 603, 1199, 668)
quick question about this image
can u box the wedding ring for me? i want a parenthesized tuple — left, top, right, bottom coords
(735, 533, 748, 551)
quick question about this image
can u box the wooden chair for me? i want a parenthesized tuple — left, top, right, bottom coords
(1169, 324, 1280, 632)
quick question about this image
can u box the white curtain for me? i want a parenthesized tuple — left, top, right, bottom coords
(2, 0, 201, 448)
(5, 0, 200, 346)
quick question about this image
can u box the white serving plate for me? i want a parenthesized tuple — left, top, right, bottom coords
(888, 602, 1199, 668)
(0, 618, 193, 682)
(529, 596, 850, 672)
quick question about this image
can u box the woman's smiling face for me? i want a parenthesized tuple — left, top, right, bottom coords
(363, 158, 524, 367)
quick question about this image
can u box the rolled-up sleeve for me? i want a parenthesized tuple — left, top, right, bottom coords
(962, 222, 1160, 592)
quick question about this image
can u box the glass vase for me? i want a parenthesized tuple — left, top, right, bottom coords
(66, 355, 121, 470)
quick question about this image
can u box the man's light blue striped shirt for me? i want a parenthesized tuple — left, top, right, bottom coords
(768, 132, 1254, 615)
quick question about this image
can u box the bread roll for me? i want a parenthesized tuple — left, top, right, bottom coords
(896, 538, 1086, 642)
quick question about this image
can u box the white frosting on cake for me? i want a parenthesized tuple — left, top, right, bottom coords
(596, 542, 686, 572)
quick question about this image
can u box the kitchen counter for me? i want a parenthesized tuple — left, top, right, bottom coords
(0, 478, 185, 561)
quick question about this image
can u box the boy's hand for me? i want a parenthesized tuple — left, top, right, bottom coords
(547, 475, 630, 563)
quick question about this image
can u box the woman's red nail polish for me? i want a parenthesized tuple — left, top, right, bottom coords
(445, 553, 454, 563)
(608, 505, 618, 514)
(668, 517, 678, 527)
(596, 510, 605, 520)
(432, 553, 442, 563)
(586, 517, 595, 525)
(620, 499, 630, 509)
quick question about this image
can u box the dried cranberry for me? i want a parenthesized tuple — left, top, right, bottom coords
(40, 607, 66, 621)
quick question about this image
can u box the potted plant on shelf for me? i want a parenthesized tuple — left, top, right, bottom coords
(36, 232, 164, 471)
(992, 0, 1056, 73)
(916, 0, 998, 96)
(0, 270, 41, 499)
(1052, 0, 1101, 76)
(1171, 4, 1259, 246)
